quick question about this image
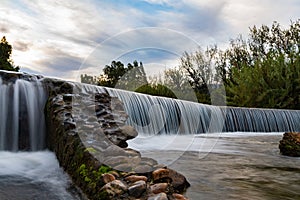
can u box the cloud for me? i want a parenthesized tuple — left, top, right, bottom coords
(1, 0, 300, 81)
(13, 41, 31, 52)
(0, 23, 9, 33)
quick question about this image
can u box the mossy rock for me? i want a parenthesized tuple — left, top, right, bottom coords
(279, 132, 300, 157)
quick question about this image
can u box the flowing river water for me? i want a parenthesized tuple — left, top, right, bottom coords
(0, 133, 299, 199)
(129, 132, 300, 200)
(0, 151, 82, 200)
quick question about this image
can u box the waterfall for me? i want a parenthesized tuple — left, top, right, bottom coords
(75, 84, 300, 134)
(105, 87, 300, 134)
(0, 77, 47, 151)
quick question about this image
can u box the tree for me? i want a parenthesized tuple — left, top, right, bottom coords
(179, 47, 219, 104)
(98, 60, 148, 89)
(116, 60, 148, 91)
(215, 20, 300, 109)
(98, 61, 126, 87)
(135, 84, 177, 99)
(164, 67, 196, 101)
(80, 74, 98, 85)
(0, 36, 19, 72)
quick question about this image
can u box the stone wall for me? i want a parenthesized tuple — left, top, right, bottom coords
(43, 77, 190, 200)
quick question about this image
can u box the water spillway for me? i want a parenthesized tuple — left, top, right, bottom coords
(0, 76, 47, 151)
(0, 71, 300, 152)
(78, 84, 300, 134)
(107, 88, 300, 134)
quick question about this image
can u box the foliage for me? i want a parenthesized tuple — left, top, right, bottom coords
(79, 21, 300, 109)
(163, 67, 197, 102)
(135, 83, 177, 98)
(227, 51, 300, 109)
(179, 47, 221, 104)
(98, 60, 147, 89)
(77, 164, 113, 189)
(116, 60, 148, 91)
(214, 20, 300, 109)
(81, 74, 98, 85)
(0, 36, 19, 72)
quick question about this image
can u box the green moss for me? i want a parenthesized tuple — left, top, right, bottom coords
(84, 147, 97, 153)
(77, 164, 115, 190)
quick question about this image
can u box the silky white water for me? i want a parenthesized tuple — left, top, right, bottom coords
(0, 78, 47, 151)
(0, 151, 80, 200)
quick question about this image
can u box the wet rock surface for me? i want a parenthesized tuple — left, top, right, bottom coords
(279, 132, 300, 157)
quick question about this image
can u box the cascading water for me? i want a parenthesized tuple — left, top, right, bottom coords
(109, 89, 300, 133)
(77, 84, 300, 134)
(0, 77, 47, 151)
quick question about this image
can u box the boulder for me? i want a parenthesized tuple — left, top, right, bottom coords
(150, 183, 169, 194)
(172, 193, 189, 200)
(125, 175, 148, 183)
(128, 180, 147, 198)
(100, 180, 128, 198)
(148, 192, 168, 200)
(152, 168, 190, 193)
(279, 132, 300, 157)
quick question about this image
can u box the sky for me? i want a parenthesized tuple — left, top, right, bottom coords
(1, 0, 299, 81)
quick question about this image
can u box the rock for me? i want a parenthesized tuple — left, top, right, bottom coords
(104, 125, 138, 148)
(279, 132, 300, 157)
(128, 180, 147, 198)
(152, 168, 190, 193)
(100, 180, 128, 197)
(152, 168, 169, 181)
(150, 183, 169, 194)
(100, 173, 115, 184)
(125, 175, 148, 183)
(119, 125, 138, 140)
(148, 192, 168, 200)
(172, 193, 189, 200)
(133, 164, 154, 173)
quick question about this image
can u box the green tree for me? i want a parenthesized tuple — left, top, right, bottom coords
(135, 84, 177, 99)
(98, 61, 127, 87)
(0, 36, 19, 72)
(98, 60, 148, 89)
(215, 20, 300, 109)
(80, 74, 98, 85)
(116, 60, 148, 91)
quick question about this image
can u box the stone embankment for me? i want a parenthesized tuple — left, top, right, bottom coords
(43, 78, 190, 200)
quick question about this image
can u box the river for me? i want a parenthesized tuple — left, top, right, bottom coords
(129, 132, 300, 200)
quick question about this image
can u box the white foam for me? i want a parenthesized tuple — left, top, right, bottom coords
(0, 151, 74, 198)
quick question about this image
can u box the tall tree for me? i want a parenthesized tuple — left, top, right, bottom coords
(0, 36, 19, 72)
(98, 61, 126, 87)
(215, 20, 300, 109)
(116, 60, 148, 91)
(179, 47, 219, 103)
(98, 60, 148, 89)
(164, 67, 196, 101)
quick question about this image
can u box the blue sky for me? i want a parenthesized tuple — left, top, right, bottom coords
(1, 0, 299, 81)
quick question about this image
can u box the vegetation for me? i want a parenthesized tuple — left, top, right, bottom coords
(81, 60, 148, 90)
(135, 83, 177, 98)
(77, 164, 113, 189)
(0, 36, 19, 72)
(81, 20, 300, 109)
(214, 20, 300, 109)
